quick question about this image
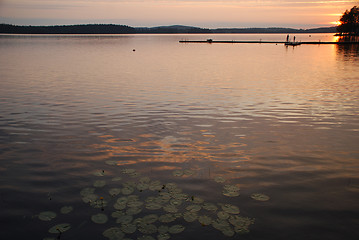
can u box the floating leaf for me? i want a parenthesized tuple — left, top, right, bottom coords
(214, 176, 226, 183)
(251, 193, 270, 201)
(80, 187, 95, 196)
(183, 169, 195, 176)
(212, 219, 230, 231)
(122, 186, 134, 195)
(139, 177, 151, 183)
(91, 213, 108, 224)
(217, 211, 229, 220)
(168, 225, 185, 234)
(137, 236, 155, 240)
(159, 214, 177, 223)
(109, 188, 121, 196)
(157, 233, 171, 240)
(121, 223, 137, 234)
(111, 211, 125, 218)
(127, 200, 144, 208)
(222, 226, 235, 237)
(137, 183, 149, 191)
(186, 205, 201, 212)
(142, 214, 158, 224)
(223, 185, 240, 197)
(183, 212, 198, 222)
(203, 203, 218, 211)
(105, 160, 118, 166)
(102, 227, 124, 240)
(149, 181, 162, 191)
(138, 223, 157, 234)
(158, 225, 169, 234)
(169, 199, 182, 206)
(163, 204, 178, 213)
(198, 215, 212, 225)
(48, 223, 71, 233)
(172, 170, 184, 177)
(145, 202, 162, 210)
(93, 180, 106, 188)
(221, 204, 240, 214)
(93, 170, 105, 176)
(111, 176, 122, 181)
(126, 207, 142, 215)
(39, 211, 57, 221)
(116, 215, 133, 224)
(192, 196, 204, 204)
(122, 169, 136, 174)
(60, 206, 73, 214)
(82, 193, 98, 203)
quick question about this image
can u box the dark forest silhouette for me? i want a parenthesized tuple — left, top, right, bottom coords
(0, 23, 337, 34)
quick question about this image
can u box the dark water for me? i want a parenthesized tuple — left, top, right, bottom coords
(0, 34, 358, 240)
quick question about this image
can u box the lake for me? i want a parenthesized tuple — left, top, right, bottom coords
(0, 33, 358, 240)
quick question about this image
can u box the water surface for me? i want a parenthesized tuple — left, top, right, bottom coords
(0, 33, 358, 240)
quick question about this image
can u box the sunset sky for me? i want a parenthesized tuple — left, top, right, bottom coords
(0, 0, 358, 28)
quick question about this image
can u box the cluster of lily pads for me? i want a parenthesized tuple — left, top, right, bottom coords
(40, 167, 270, 240)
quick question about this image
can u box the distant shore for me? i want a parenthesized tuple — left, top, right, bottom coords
(0, 23, 338, 34)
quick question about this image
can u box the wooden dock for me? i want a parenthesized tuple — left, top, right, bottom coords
(179, 40, 359, 45)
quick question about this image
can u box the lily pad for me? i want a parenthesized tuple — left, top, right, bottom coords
(116, 215, 133, 224)
(111, 176, 122, 181)
(203, 203, 218, 211)
(214, 176, 226, 183)
(222, 226, 235, 237)
(223, 185, 240, 197)
(157, 233, 171, 240)
(172, 170, 184, 177)
(138, 223, 157, 234)
(138, 236, 155, 240)
(122, 186, 134, 195)
(80, 187, 95, 196)
(137, 183, 149, 191)
(217, 211, 229, 220)
(60, 206, 73, 214)
(251, 193, 270, 201)
(163, 204, 178, 213)
(102, 227, 124, 240)
(145, 202, 162, 210)
(168, 225, 185, 234)
(121, 223, 137, 234)
(105, 160, 118, 166)
(109, 188, 121, 196)
(91, 213, 108, 224)
(48, 223, 71, 233)
(126, 207, 142, 215)
(142, 214, 158, 224)
(39, 211, 57, 221)
(159, 213, 177, 223)
(93, 170, 105, 176)
(158, 225, 169, 234)
(183, 212, 198, 222)
(221, 204, 240, 214)
(198, 215, 212, 225)
(186, 205, 201, 212)
(169, 199, 182, 206)
(93, 180, 106, 188)
(183, 169, 195, 176)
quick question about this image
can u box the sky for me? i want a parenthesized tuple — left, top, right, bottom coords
(0, 0, 358, 28)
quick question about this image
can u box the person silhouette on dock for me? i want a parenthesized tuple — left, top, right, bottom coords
(293, 36, 296, 42)
(286, 34, 289, 42)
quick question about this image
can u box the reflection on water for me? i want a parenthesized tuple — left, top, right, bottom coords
(0, 33, 359, 240)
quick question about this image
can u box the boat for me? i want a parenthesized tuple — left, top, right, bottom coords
(285, 41, 301, 46)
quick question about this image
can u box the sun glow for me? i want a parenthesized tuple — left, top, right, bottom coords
(330, 21, 341, 25)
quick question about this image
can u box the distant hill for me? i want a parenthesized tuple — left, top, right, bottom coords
(0, 24, 135, 34)
(0, 23, 337, 34)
